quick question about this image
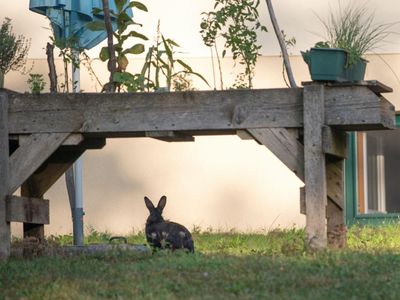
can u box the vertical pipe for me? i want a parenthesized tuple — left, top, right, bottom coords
(71, 49, 84, 246)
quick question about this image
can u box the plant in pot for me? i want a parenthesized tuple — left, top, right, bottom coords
(302, 3, 394, 82)
(0, 18, 30, 88)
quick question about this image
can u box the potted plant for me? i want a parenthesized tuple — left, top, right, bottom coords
(302, 3, 393, 82)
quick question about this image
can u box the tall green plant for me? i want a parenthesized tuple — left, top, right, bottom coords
(317, 2, 396, 67)
(0, 18, 30, 87)
(200, 0, 267, 89)
(87, 0, 148, 91)
(115, 22, 208, 92)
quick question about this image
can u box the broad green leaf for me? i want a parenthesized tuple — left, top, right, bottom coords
(118, 55, 129, 70)
(99, 47, 110, 62)
(128, 31, 148, 41)
(86, 21, 105, 31)
(115, 0, 126, 12)
(124, 44, 145, 55)
(127, 1, 148, 12)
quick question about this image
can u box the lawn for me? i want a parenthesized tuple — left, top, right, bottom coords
(2, 225, 400, 299)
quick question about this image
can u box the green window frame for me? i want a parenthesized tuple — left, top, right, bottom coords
(345, 115, 400, 225)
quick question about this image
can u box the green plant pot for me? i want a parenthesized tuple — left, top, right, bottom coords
(345, 58, 367, 81)
(301, 48, 366, 82)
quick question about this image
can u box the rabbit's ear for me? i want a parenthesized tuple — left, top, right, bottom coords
(144, 196, 155, 211)
(157, 195, 167, 212)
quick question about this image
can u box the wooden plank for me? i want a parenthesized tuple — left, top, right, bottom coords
(21, 183, 45, 243)
(6, 195, 49, 224)
(326, 159, 346, 248)
(302, 80, 393, 94)
(21, 149, 85, 197)
(322, 126, 347, 158)
(9, 132, 70, 194)
(325, 87, 395, 130)
(0, 92, 10, 260)
(326, 160, 344, 210)
(8, 89, 304, 134)
(145, 131, 195, 142)
(236, 130, 255, 141)
(7, 87, 394, 135)
(248, 128, 304, 180)
(19, 133, 84, 146)
(303, 85, 327, 250)
(300, 187, 306, 215)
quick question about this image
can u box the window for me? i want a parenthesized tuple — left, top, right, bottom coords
(345, 116, 400, 224)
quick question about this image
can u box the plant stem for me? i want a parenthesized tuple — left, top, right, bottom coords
(265, 0, 297, 88)
(214, 44, 224, 90)
(46, 42, 58, 93)
(102, 0, 117, 92)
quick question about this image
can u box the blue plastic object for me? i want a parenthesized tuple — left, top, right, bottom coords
(29, 0, 132, 49)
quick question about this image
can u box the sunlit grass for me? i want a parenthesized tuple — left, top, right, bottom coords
(3, 224, 400, 299)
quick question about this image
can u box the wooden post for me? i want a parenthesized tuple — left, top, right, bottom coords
(21, 181, 45, 241)
(0, 93, 10, 260)
(326, 159, 347, 248)
(303, 85, 327, 249)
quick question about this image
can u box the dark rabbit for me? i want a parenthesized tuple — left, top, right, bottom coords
(144, 196, 194, 253)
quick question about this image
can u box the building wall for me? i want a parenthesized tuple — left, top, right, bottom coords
(6, 53, 400, 235)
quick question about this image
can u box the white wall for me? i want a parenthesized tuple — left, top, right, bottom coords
(6, 53, 400, 236)
(2, 0, 400, 235)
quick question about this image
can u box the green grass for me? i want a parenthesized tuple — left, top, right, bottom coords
(2, 225, 400, 299)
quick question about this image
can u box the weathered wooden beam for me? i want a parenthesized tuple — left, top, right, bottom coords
(145, 131, 195, 142)
(324, 89, 395, 130)
(6, 195, 49, 224)
(8, 89, 303, 134)
(304, 85, 327, 250)
(236, 130, 255, 141)
(326, 159, 346, 248)
(302, 80, 393, 94)
(0, 93, 10, 260)
(21, 183, 45, 244)
(9, 133, 70, 194)
(22, 149, 85, 197)
(19, 133, 84, 146)
(7, 87, 394, 135)
(248, 128, 304, 180)
(322, 126, 347, 159)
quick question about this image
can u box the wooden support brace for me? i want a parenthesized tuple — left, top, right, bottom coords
(0, 93, 10, 260)
(303, 85, 327, 249)
(248, 128, 304, 180)
(326, 159, 346, 248)
(9, 132, 70, 194)
(6, 196, 49, 224)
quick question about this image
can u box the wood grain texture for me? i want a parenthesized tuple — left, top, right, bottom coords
(248, 128, 304, 180)
(6, 196, 49, 224)
(0, 93, 10, 260)
(326, 159, 346, 248)
(9, 133, 70, 194)
(7, 87, 394, 135)
(322, 126, 347, 159)
(7, 89, 303, 134)
(303, 85, 327, 250)
(21, 149, 85, 197)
